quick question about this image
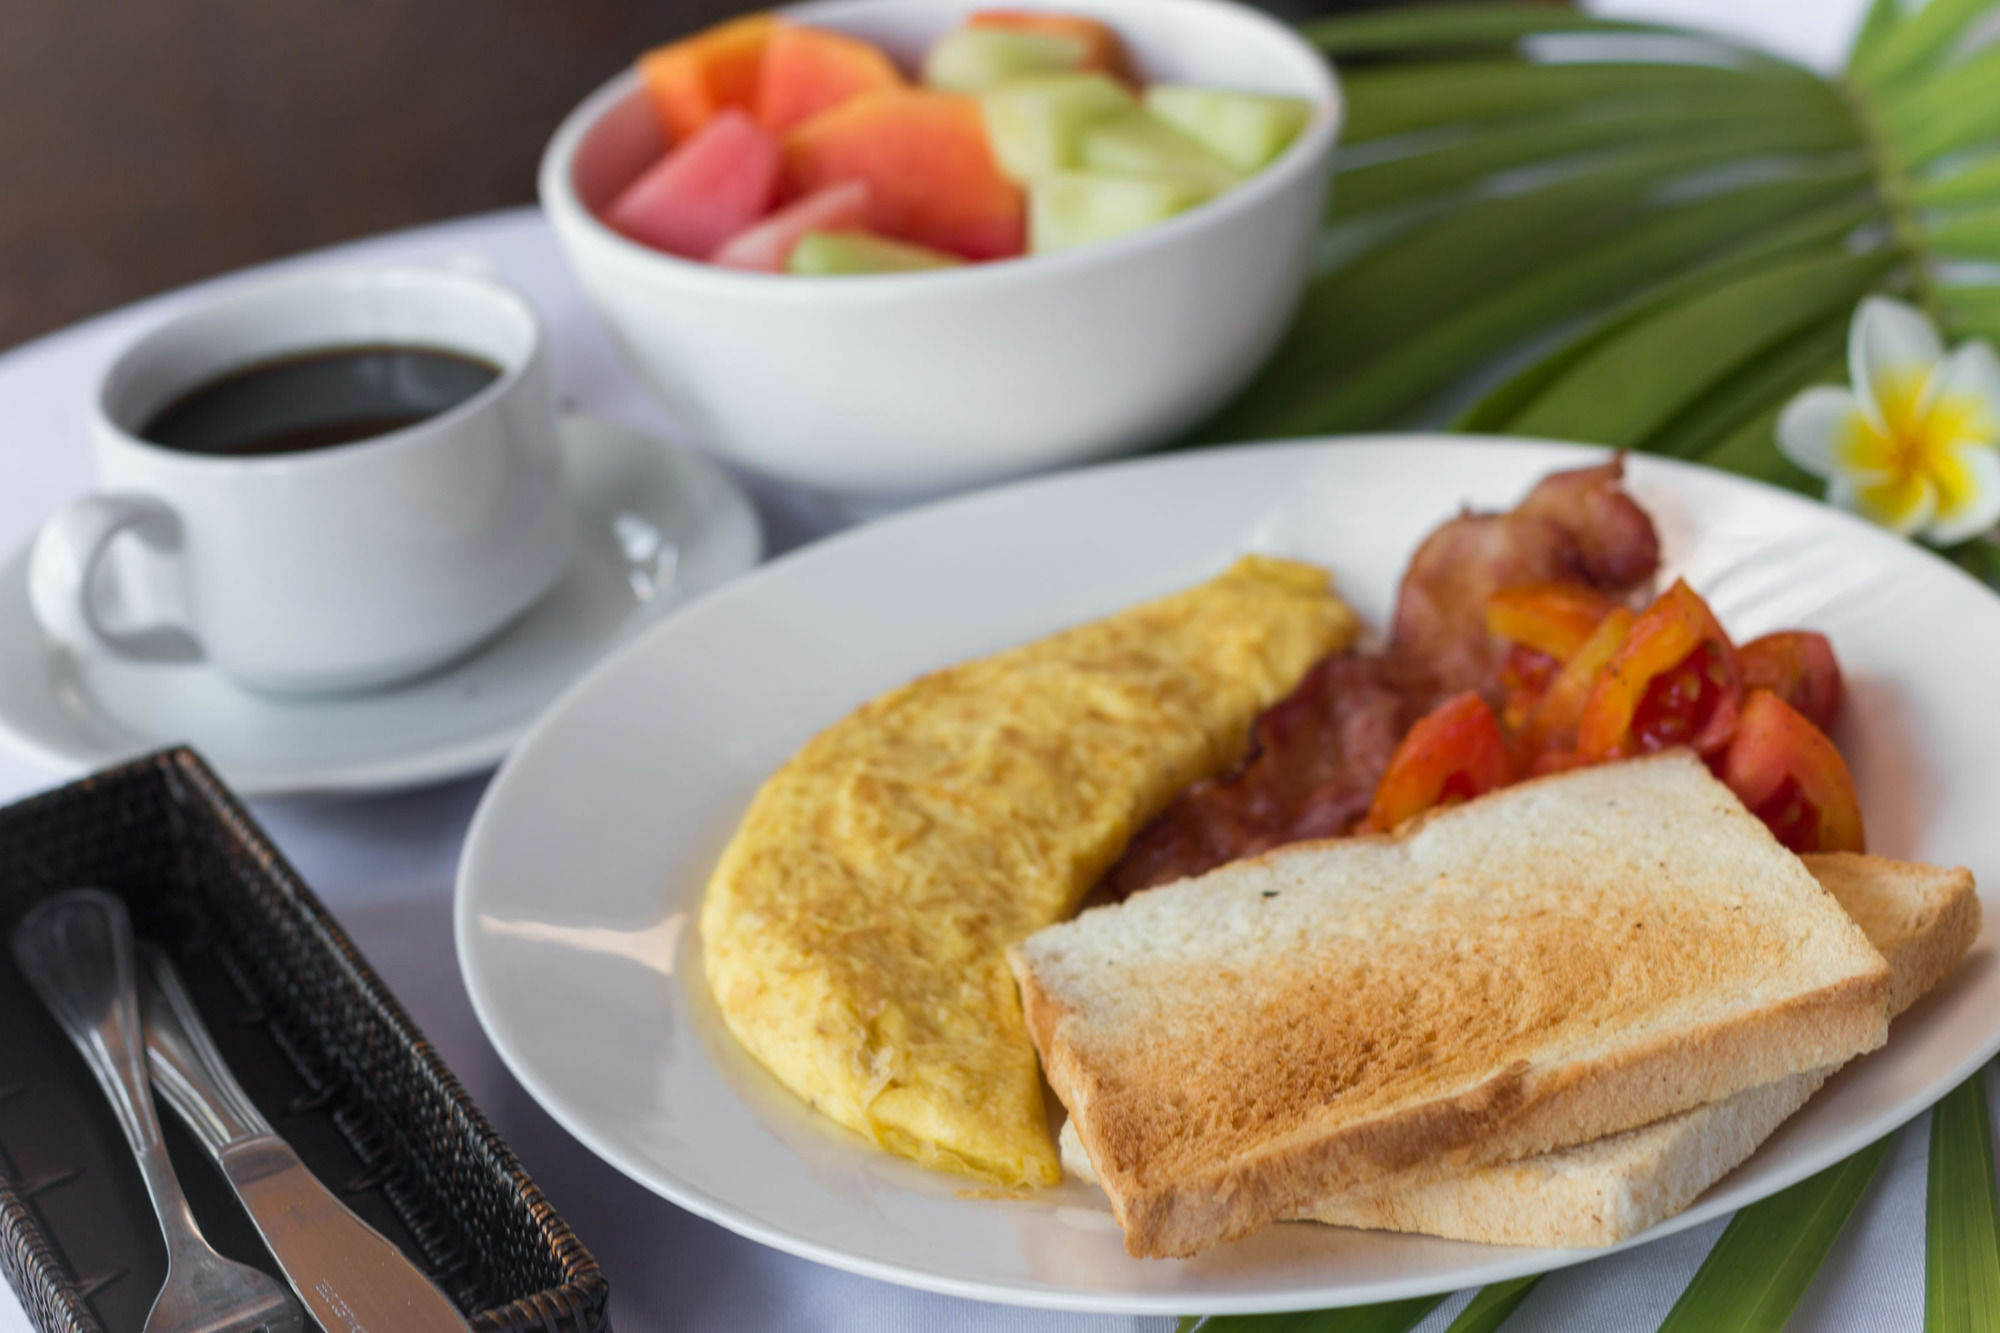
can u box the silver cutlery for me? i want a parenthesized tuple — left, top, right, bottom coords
(140, 943, 476, 1332)
(11, 890, 303, 1333)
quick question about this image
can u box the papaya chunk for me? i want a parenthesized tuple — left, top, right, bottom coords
(756, 24, 904, 133)
(638, 14, 777, 145)
(785, 90, 1026, 261)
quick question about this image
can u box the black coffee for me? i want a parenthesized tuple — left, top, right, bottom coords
(141, 345, 502, 457)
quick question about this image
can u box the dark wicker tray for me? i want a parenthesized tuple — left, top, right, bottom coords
(0, 749, 609, 1333)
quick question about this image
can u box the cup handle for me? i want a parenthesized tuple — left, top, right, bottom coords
(27, 493, 202, 664)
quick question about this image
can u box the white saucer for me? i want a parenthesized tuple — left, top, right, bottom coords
(0, 414, 761, 797)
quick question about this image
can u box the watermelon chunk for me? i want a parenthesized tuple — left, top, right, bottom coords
(1079, 108, 1240, 194)
(788, 230, 964, 274)
(923, 27, 1091, 92)
(755, 25, 903, 134)
(784, 90, 1025, 261)
(605, 109, 782, 259)
(1144, 85, 1313, 170)
(978, 73, 1132, 183)
(1029, 172, 1211, 253)
(638, 14, 777, 146)
(968, 11, 1131, 79)
(712, 180, 872, 270)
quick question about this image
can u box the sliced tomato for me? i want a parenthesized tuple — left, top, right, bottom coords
(1362, 692, 1512, 833)
(1576, 580, 1742, 762)
(1720, 689, 1865, 853)
(1485, 581, 1621, 662)
(1500, 643, 1559, 732)
(1522, 606, 1634, 758)
(1737, 630, 1842, 733)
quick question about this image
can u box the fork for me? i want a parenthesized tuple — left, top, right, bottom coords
(11, 889, 303, 1333)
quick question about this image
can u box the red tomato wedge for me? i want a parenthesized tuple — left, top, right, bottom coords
(1485, 581, 1620, 662)
(1362, 692, 1512, 834)
(1576, 580, 1742, 762)
(1499, 643, 1559, 732)
(1737, 630, 1842, 733)
(1522, 606, 1634, 761)
(1720, 690, 1865, 853)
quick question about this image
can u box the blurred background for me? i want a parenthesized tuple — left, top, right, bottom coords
(0, 0, 1374, 353)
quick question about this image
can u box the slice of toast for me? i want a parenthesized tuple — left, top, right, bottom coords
(1010, 752, 1893, 1259)
(1062, 853, 1973, 1248)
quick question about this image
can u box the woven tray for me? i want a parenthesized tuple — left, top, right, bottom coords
(0, 749, 610, 1333)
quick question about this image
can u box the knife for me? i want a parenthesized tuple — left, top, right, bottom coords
(138, 945, 474, 1332)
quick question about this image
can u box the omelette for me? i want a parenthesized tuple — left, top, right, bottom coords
(700, 556, 1357, 1186)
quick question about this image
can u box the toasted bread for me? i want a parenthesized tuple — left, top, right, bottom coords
(1296, 852, 1978, 1246)
(1010, 752, 1893, 1258)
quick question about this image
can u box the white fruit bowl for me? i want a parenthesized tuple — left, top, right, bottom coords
(539, 0, 1340, 500)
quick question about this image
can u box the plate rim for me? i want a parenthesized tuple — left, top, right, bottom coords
(456, 432, 2000, 1314)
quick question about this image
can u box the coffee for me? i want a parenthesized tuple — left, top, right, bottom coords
(141, 345, 502, 457)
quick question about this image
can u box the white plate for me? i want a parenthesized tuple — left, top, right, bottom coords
(0, 415, 761, 796)
(455, 437, 2000, 1315)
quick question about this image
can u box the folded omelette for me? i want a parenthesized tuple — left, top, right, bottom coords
(700, 556, 1356, 1186)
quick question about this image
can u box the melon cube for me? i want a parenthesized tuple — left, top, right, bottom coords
(638, 15, 777, 145)
(1080, 108, 1241, 194)
(968, 11, 1131, 80)
(978, 73, 1133, 183)
(923, 27, 1091, 92)
(1145, 85, 1314, 171)
(605, 109, 781, 259)
(788, 230, 964, 274)
(1028, 171, 1211, 253)
(712, 180, 871, 270)
(784, 89, 1025, 261)
(756, 25, 903, 133)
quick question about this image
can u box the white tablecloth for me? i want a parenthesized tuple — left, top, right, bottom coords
(5, 3, 1933, 1328)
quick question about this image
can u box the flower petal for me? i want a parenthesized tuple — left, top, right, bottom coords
(1776, 385, 1866, 479)
(1831, 468, 1936, 536)
(1848, 295, 1943, 435)
(1924, 440, 2000, 544)
(1919, 339, 2000, 447)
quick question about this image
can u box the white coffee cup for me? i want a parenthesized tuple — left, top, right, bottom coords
(28, 266, 574, 697)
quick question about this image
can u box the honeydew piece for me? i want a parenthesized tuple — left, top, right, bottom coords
(1028, 171, 1212, 253)
(923, 27, 1092, 92)
(1144, 85, 1314, 171)
(978, 73, 1135, 183)
(1079, 108, 1242, 194)
(788, 230, 966, 274)
(968, 11, 1131, 79)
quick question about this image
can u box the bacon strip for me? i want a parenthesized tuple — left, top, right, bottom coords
(1099, 459, 1661, 901)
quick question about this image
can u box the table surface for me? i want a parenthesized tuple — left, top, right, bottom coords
(4, 2, 1947, 1329)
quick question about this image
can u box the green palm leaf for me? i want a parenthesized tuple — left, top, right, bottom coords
(1926, 1069, 2000, 1333)
(1656, 1136, 1893, 1333)
(1301, 5, 1674, 57)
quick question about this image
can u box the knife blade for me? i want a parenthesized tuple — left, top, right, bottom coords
(138, 945, 474, 1332)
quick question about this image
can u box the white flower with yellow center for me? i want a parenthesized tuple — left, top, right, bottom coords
(1777, 296, 2000, 543)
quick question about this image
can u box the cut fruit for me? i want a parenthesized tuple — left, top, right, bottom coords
(923, 27, 1091, 92)
(755, 25, 903, 134)
(788, 230, 964, 274)
(712, 180, 871, 270)
(1028, 171, 1211, 253)
(784, 89, 1026, 260)
(968, 11, 1131, 79)
(606, 109, 782, 259)
(638, 14, 777, 146)
(1079, 107, 1241, 193)
(1144, 84, 1313, 171)
(978, 73, 1133, 183)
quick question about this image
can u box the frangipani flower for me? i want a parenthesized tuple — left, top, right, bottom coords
(1777, 296, 2000, 544)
